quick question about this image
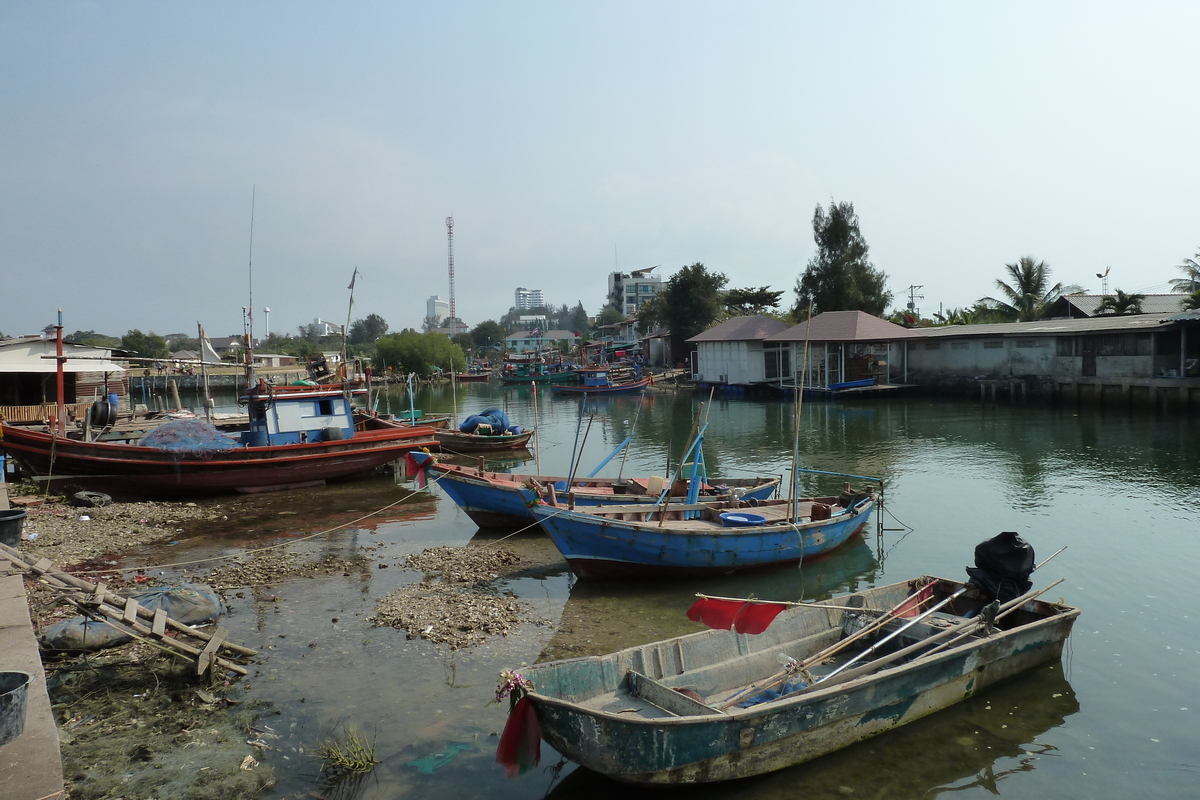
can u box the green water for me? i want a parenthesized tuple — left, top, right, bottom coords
(172, 385, 1200, 799)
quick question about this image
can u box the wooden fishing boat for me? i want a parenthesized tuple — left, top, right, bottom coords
(551, 367, 651, 396)
(508, 574, 1079, 785)
(0, 383, 438, 498)
(453, 372, 492, 383)
(499, 361, 579, 385)
(406, 452, 781, 528)
(434, 427, 535, 453)
(528, 487, 877, 579)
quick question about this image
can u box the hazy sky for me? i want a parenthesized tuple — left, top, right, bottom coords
(3, 2, 1198, 340)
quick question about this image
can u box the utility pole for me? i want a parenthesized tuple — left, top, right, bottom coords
(904, 285, 924, 319)
(446, 216, 456, 328)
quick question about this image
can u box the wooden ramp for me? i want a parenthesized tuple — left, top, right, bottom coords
(0, 543, 256, 677)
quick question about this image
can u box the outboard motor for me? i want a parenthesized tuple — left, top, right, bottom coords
(966, 531, 1035, 604)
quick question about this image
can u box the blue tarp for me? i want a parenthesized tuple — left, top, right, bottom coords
(459, 407, 515, 434)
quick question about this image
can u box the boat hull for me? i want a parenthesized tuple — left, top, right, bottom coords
(0, 423, 438, 498)
(550, 377, 651, 396)
(417, 458, 781, 530)
(531, 496, 875, 578)
(434, 429, 534, 453)
(522, 577, 1079, 784)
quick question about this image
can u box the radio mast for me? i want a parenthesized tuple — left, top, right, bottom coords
(446, 216, 456, 324)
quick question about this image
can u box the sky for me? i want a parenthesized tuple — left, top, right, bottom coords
(3, 2, 1199, 341)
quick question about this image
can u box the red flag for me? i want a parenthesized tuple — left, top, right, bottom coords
(495, 696, 541, 778)
(404, 452, 428, 488)
(687, 597, 789, 634)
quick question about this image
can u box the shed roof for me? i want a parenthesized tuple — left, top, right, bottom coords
(687, 315, 791, 343)
(1043, 293, 1187, 318)
(765, 311, 919, 343)
(0, 336, 126, 373)
(914, 312, 1177, 339)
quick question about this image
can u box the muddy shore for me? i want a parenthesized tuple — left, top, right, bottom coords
(12, 486, 547, 800)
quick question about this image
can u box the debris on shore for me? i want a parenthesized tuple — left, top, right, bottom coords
(371, 545, 547, 649)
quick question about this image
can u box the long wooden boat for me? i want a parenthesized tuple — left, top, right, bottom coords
(529, 489, 877, 579)
(434, 428, 535, 453)
(511, 574, 1079, 784)
(551, 366, 650, 396)
(406, 452, 781, 528)
(0, 383, 438, 498)
(453, 372, 492, 383)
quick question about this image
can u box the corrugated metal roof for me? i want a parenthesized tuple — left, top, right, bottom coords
(0, 337, 127, 373)
(688, 315, 792, 342)
(914, 312, 1178, 339)
(1047, 294, 1187, 317)
(764, 311, 920, 343)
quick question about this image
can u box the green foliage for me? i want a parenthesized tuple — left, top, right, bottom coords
(316, 724, 378, 775)
(793, 201, 892, 317)
(375, 330, 465, 376)
(67, 330, 122, 347)
(120, 329, 169, 359)
(451, 332, 474, 353)
(569, 302, 590, 335)
(659, 263, 728, 355)
(636, 295, 664, 335)
(1170, 248, 1200, 295)
(980, 256, 1069, 322)
(348, 313, 388, 344)
(470, 320, 507, 351)
(1095, 289, 1146, 315)
(596, 305, 627, 327)
(724, 286, 784, 315)
(1182, 289, 1200, 311)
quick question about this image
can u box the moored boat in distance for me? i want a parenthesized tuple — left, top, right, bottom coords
(408, 452, 781, 529)
(505, 574, 1079, 784)
(550, 366, 651, 396)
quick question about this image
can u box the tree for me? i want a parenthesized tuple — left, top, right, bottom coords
(1182, 289, 1200, 311)
(375, 330, 465, 376)
(724, 286, 784, 316)
(1095, 289, 1146, 315)
(451, 332, 474, 353)
(596, 305, 627, 327)
(348, 313, 388, 344)
(470, 320, 506, 352)
(568, 302, 590, 335)
(981, 257, 1074, 322)
(67, 330, 121, 347)
(120, 329, 169, 359)
(793, 200, 892, 318)
(1170, 248, 1200, 295)
(421, 315, 439, 334)
(298, 323, 324, 342)
(659, 263, 728, 357)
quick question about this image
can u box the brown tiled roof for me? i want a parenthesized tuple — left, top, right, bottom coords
(765, 311, 919, 343)
(915, 312, 1178, 338)
(687, 315, 792, 343)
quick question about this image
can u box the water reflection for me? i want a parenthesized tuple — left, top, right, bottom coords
(544, 663, 1078, 800)
(537, 539, 879, 662)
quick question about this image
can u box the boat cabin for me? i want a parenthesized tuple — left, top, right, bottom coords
(241, 385, 362, 446)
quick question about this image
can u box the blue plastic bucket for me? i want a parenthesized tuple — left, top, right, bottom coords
(719, 512, 767, 528)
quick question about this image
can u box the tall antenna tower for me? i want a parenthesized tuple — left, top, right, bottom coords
(446, 215, 456, 323)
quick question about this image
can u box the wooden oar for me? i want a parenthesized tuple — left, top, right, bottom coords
(803, 579, 1065, 694)
(718, 582, 936, 710)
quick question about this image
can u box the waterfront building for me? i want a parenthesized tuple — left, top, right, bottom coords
(426, 296, 449, 327)
(607, 267, 661, 316)
(505, 329, 579, 353)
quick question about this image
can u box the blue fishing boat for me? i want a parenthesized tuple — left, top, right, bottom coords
(529, 485, 877, 579)
(407, 451, 780, 529)
(551, 367, 650, 396)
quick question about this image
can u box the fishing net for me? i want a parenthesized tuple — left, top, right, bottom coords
(138, 419, 241, 453)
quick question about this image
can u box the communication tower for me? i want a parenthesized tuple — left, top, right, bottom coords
(446, 216, 456, 323)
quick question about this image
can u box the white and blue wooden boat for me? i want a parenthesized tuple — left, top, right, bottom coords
(529, 486, 877, 579)
(406, 451, 780, 529)
(511, 575, 1079, 784)
(551, 367, 650, 396)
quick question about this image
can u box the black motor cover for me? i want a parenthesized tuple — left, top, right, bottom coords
(966, 531, 1035, 603)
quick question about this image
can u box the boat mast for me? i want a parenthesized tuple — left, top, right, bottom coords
(343, 267, 358, 389)
(244, 187, 257, 389)
(791, 300, 814, 524)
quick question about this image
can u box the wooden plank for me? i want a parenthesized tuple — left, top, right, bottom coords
(89, 582, 107, 607)
(32, 558, 53, 575)
(627, 671, 724, 717)
(151, 608, 167, 638)
(123, 597, 140, 625)
(197, 627, 228, 676)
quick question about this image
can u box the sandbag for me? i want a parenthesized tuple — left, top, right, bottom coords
(38, 583, 224, 653)
(40, 617, 133, 652)
(966, 531, 1035, 603)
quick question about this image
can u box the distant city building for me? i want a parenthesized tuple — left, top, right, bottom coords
(312, 318, 340, 337)
(514, 287, 544, 310)
(426, 296, 450, 326)
(517, 315, 548, 331)
(608, 266, 662, 316)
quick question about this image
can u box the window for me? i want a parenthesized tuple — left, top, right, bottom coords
(983, 341, 1004, 349)
(1056, 337, 1074, 357)
(317, 399, 333, 416)
(951, 341, 970, 350)
(924, 342, 941, 350)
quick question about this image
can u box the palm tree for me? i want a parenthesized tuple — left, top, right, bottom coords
(1182, 289, 1200, 311)
(980, 257, 1067, 322)
(1171, 249, 1200, 294)
(1095, 289, 1146, 315)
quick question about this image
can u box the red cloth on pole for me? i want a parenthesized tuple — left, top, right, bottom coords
(495, 696, 541, 778)
(894, 583, 935, 618)
(687, 597, 789, 634)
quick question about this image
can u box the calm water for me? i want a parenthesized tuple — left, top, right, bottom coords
(157, 384, 1200, 799)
